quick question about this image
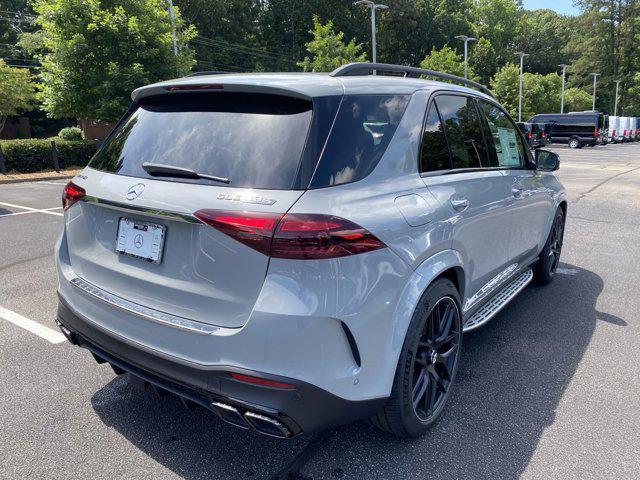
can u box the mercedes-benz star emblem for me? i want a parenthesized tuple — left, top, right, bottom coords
(126, 183, 146, 201)
(133, 233, 144, 249)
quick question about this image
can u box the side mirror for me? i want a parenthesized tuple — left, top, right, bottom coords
(535, 149, 560, 171)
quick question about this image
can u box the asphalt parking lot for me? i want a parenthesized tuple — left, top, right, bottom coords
(1, 143, 639, 480)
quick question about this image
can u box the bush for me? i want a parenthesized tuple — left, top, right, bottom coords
(58, 126, 84, 141)
(0, 138, 98, 173)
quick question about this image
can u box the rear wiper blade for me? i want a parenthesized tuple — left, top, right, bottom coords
(142, 162, 230, 184)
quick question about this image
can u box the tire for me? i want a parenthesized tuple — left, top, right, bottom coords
(568, 138, 580, 149)
(533, 207, 565, 285)
(370, 278, 462, 437)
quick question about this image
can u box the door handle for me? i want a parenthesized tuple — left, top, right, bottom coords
(450, 197, 469, 211)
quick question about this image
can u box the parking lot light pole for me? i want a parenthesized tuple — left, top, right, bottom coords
(558, 64, 570, 113)
(355, 1, 388, 65)
(515, 52, 529, 122)
(167, 0, 178, 56)
(614, 79, 621, 116)
(455, 35, 475, 79)
(591, 73, 600, 111)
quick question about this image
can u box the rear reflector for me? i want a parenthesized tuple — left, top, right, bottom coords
(194, 210, 386, 259)
(229, 372, 295, 390)
(62, 181, 86, 210)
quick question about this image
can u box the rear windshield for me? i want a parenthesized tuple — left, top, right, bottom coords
(310, 94, 410, 188)
(89, 93, 313, 190)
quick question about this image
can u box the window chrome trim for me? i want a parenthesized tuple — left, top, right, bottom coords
(70, 277, 219, 335)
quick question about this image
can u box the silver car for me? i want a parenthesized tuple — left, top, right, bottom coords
(55, 63, 566, 438)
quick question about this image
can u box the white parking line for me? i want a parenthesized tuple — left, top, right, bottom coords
(0, 201, 63, 217)
(0, 306, 66, 344)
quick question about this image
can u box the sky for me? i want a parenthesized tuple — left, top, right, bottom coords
(522, 0, 579, 15)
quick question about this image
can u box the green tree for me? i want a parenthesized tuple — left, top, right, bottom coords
(491, 63, 563, 120)
(297, 16, 366, 72)
(419, 45, 475, 79)
(23, 0, 197, 122)
(563, 87, 593, 112)
(472, 0, 523, 79)
(516, 9, 574, 75)
(490, 63, 520, 118)
(0, 59, 36, 131)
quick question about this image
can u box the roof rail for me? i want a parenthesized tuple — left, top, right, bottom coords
(330, 62, 493, 97)
(185, 70, 232, 77)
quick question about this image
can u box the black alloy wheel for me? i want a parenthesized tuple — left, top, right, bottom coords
(411, 296, 461, 422)
(548, 212, 564, 274)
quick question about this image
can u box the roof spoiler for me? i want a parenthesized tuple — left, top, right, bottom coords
(330, 62, 493, 98)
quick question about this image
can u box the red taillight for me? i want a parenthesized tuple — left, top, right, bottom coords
(271, 213, 386, 259)
(623, 129, 627, 136)
(541, 131, 546, 139)
(613, 130, 616, 137)
(62, 181, 85, 210)
(527, 131, 532, 138)
(228, 372, 295, 390)
(594, 128, 598, 138)
(193, 210, 281, 256)
(194, 210, 386, 259)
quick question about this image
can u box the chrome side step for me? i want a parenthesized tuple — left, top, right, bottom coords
(463, 269, 533, 332)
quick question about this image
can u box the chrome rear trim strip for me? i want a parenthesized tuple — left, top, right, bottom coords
(80, 196, 200, 224)
(70, 277, 218, 335)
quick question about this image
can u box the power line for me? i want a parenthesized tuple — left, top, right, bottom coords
(192, 36, 296, 64)
(194, 35, 294, 61)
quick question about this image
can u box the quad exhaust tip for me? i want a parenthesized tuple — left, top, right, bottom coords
(210, 401, 291, 438)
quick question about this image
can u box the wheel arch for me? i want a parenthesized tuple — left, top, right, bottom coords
(385, 249, 465, 396)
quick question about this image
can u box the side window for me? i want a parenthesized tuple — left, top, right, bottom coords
(435, 95, 490, 169)
(478, 100, 527, 167)
(419, 103, 451, 172)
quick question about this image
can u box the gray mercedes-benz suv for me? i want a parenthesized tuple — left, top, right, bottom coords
(55, 63, 566, 438)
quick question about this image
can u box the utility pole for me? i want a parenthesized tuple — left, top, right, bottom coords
(614, 79, 621, 116)
(515, 52, 529, 122)
(455, 35, 476, 79)
(591, 73, 600, 111)
(168, 0, 178, 56)
(558, 64, 570, 113)
(355, 1, 388, 65)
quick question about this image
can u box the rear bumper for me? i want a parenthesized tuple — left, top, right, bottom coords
(56, 295, 385, 437)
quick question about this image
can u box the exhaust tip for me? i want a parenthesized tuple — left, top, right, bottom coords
(55, 319, 78, 345)
(211, 401, 250, 430)
(244, 411, 291, 438)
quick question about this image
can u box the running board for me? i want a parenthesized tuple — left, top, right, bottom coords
(463, 269, 533, 332)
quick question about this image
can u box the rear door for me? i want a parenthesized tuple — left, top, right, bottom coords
(66, 92, 327, 329)
(476, 99, 552, 266)
(419, 93, 514, 311)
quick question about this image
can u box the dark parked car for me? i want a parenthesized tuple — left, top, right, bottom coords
(517, 122, 552, 149)
(529, 112, 605, 148)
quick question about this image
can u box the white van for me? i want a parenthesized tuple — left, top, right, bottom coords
(608, 116, 619, 143)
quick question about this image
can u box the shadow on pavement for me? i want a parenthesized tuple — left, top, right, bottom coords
(91, 263, 624, 479)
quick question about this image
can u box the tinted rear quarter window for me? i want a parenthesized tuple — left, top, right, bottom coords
(420, 103, 451, 172)
(89, 93, 314, 190)
(310, 94, 410, 188)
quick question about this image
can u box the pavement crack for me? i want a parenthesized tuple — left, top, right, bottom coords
(574, 165, 640, 203)
(570, 216, 640, 226)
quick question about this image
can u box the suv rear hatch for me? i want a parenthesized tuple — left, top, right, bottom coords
(65, 91, 334, 329)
